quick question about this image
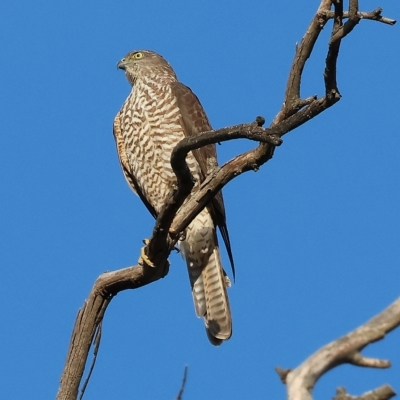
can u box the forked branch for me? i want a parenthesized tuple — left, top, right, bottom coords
(334, 386, 396, 400)
(276, 297, 400, 400)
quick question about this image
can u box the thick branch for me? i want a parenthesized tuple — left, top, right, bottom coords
(170, 96, 336, 235)
(280, 297, 400, 400)
(57, 264, 167, 400)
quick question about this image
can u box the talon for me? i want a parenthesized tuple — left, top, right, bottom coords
(138, 239, 156, 268)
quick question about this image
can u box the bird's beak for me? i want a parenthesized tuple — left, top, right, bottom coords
(117, 59, 126, 71)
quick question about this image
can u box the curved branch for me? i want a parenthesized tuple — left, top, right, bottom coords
(330, 0, 361, 44)
(175, 366, 189, 400)
(273, 0, 333, 124)
(57, 264, 168, 400)
(334, 386, 396, 400)
(347, 352, 390, 368)
(279, 297, 400, 400)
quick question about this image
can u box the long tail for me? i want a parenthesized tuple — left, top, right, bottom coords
(180, 211, 232, 345)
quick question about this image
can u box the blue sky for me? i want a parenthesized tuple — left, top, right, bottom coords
(1, 1, 399, 399)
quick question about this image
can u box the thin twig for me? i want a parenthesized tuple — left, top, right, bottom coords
(175, 366, 189, 400)
(326, 8, 396, 26)
(79, 323, 102, 400)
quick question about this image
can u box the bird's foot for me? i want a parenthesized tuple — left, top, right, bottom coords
(138, 239, 156, 268)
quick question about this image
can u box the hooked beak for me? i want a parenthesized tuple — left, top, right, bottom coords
(116, 59, 126, 71)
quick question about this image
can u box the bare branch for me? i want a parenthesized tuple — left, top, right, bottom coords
(324, 0, 343, 96)
(283, 297, 400, 400)
(273, 0, 333, 124)
(326, 8, 396, 26)
(330, 0, 361, 44)
(347, 351, 390, 368)
(175, 366, 189, 400)
(57, 264, 168, 400)
(170, 97, 335, 235)
(334, 386, 396, 400)
(79, 323, 102, 400)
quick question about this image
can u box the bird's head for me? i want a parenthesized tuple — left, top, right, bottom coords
(117, 50, 177, 85)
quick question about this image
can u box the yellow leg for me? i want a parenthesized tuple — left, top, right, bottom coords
(138, 239, 156, 268)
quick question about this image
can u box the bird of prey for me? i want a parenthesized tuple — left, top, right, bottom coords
(114, 50, 234, 345)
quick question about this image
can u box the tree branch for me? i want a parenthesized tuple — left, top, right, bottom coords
(326, 8, 396, 26)
(334, 386, 396, 400)
(175, 366, 189, 400)
(278, 297, 400, 400)
(57, 264, 168, 400)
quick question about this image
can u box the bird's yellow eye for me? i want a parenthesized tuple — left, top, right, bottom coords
(133, 52, 144, 59)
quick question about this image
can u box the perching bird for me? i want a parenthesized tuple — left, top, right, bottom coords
(114, 50, 234, 345)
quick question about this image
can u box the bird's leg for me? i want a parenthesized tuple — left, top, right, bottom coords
(138, 239, 156, 268)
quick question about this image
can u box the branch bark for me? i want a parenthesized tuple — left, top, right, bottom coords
(56, 1, 396, 399)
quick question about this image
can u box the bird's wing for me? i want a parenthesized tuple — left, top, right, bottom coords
(113, 111, 158, 219)
(171, 82, 235, 276)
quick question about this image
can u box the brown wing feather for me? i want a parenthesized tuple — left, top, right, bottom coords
(113, 111, 158, 219)
(171, 82, 235, 276)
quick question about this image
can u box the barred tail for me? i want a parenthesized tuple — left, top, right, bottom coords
(202, 246, 232, 345)
(181, 215, 232, 345)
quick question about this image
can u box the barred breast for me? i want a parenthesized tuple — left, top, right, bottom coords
(120, 78, 201, 213)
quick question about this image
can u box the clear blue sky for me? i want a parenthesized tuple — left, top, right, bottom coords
(1, 1, 399, 399)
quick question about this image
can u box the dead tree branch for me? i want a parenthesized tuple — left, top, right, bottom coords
(326, 8, 396, 26)
(277, 297, 400, 400)
(334, 386, 396, 400)
(56, 1, 396, 399)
